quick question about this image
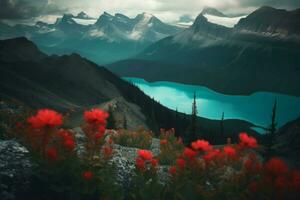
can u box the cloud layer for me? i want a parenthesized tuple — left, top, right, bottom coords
(1, 0, 300, 22)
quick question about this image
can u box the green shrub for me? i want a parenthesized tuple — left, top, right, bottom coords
(111, 127, 152, 149)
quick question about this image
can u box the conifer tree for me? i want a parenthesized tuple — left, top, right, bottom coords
(267, 99, 278, 153)
(220, 112, 225, 144)
(186, 91, 198, 144)
(107, 105, 116, 129)
(123, 115, 128, 130)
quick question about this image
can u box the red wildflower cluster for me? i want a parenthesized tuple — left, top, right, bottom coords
(138, 150, 153, 160)
(25, 109, 78, 160)
(264, 157, 289, 176)
(169, 166, 177, 175)
(223, 146, 236, 157)
(183, 147, 197, 160)
(176, 158, 186, 169)
(191, 140, 212, 152)
(102, 146, 113, 158)
(83, 109, 108, 139)
(82, 171, 93, 181)
(136, 157, 146, 171)
(57, 129, 76, 151)
(46, 147, 58, 161)
(203, 149, 221, 163)
(151, 159, 158, 167)
(244, 154, 262, 173)
(135, 150, 157, 172)
(81, 108, 110, 159)
(244, 156, 300, 197)
(239, 133, 258, 148)
(84, 108, 109, 125)
(28, 109, 63, 129)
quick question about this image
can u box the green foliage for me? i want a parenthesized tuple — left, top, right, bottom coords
(128, 168, 163, 200)
(158, 129, 184, 165)
(112, 128, 153, 149)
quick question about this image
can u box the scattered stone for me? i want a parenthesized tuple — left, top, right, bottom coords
(0, 140, 32, 200)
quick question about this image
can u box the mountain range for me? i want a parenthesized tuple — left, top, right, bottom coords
(0, 12, 183, 65)
(1, 6, 299, 97)
(109, 6, 300, 96)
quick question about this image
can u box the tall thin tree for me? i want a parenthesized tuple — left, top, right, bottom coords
(220, 112, 225, 144)
(267, 99, 278, 153)
(189, 91, 198, 143)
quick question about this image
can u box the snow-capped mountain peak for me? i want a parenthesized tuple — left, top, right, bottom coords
(200, 7, 246, 28)
(201, 7, 228, 17)
(76, 11, 92, 19)
(55, 14, 77, 25)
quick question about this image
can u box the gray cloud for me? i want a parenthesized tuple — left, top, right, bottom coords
(239, 0, 300, 8)
(0, 0, 65, 19)
(1, 0, 299, 22)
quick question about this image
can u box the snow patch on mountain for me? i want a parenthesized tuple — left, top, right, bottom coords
(129, 13, 154, 40)
(203, 14, 246, 28)
(72, 18, 97, 26)
(88, 29, 105, 37)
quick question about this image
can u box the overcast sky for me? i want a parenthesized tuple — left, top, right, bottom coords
(1, 0, 300, 23)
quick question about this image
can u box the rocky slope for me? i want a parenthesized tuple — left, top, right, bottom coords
(235, 6, 300, 36)
(274, 118, 300, 168)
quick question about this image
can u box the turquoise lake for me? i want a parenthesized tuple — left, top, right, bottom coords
(124, 77, 300, 130)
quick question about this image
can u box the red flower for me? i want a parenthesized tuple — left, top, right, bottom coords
(176, 158, 186, 169)
(84, 109, 109, 125)
(191, 140, 212, 152)
(108, 138, 114, 144)
(57, 130, 73, 141)
(137, 150, 153, 161)
(151, 159, 158, 168)
(203, 149, 221, 163)
(136, 157, 145, 171)
(103, 146, 113, 157)
(169, 166, 177, 175)
(82, 171, 93, 181)
(64, 139, 75, 150)
(183, 148, 197, 159)
(160, 139, 168, 145)
(290, 171, 300, 191)
(223, 146, 236, 157)
(275, 176, 288, 190)
(244, 159, 253, 171)
(239, 133, 258, 148)
(46, 147, 58, 161)
(99, 125, 106, 134)
(264, 158, 289, 176)
(28, 109, 62, 129)
(95, 132, 104, 140)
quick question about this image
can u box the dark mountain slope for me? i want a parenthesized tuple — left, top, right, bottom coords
(0, 37, 258, 142)
(274, 118, 300, 168)
(235, 6, 300, 36)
